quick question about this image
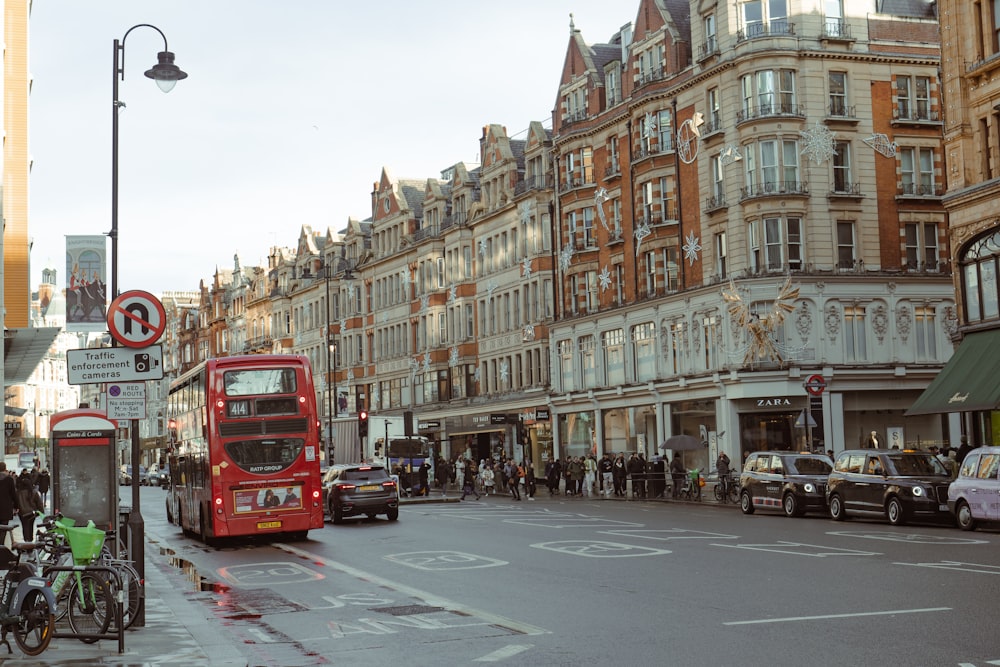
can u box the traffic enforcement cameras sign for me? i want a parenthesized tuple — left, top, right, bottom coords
(67, 345, 164, 384)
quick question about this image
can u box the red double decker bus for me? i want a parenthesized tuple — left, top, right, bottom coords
(165, 355, 324, 542)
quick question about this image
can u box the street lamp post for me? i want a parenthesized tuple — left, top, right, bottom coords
(112, 24, 187, 628)
(322, 254, 353, 466)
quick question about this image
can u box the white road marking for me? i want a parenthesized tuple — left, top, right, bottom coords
(531, 540, 670, 558)
(602, 528, 737, 541)
(896, 560, 1000, 575)
(275, 543, 548, 636)
(827, 530, 988, 545)
(384, 551, 508, 570)
(474, 644, 534, 662)
(713, 541, 880, 557)
(724, 607, 950, 626)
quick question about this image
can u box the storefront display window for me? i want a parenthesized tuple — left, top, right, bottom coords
(670, 399, 716, 473)
(601, 406, 656, 457)
(558, 411, 594, 459)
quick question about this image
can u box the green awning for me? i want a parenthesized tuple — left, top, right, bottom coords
(906, 329, 1000, 416)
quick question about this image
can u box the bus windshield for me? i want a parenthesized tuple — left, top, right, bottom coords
(224, 368, 297, 396)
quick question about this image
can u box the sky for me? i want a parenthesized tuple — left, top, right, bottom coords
(28, 1, 630, 296)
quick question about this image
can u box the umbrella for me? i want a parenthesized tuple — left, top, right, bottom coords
(660, 434, 703, 451)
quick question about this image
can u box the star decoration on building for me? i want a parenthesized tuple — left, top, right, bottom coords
(347, 368, 355, 381)
(862, 132, 898, 158)
(642, 111, 657, 139)
(594, 187, 610, 230)
(722, 277, 800, 366)
(559, 246, 574, 271)
(448, 283, 457, 302)
(422, 355, 431, 373)
(478, 238, 488, 256)
(719, 144, 743, 167)
(523, 324, 535, 341)
(599, 265, 612, 292)
(338, 318, 347, 331)
(799, 123, 837, 164)
(408, 357, 419, 374)
(683, 232, 702, 265)
(519, 201, 533, 226)
(486, 280, 499, 298)
(420, 294, 430, 313)
(522, 257, 533, 279)
(473, 366, 481, 384)
(449, 346, 459, 367)
(400, 268, 412, 288)
(634, 220, 651, 255)
(499, 360, 509, 383)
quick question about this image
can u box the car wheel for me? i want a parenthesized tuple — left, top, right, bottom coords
(956, 501, 976, 531)
(886, 497, 907, 526)
(332, 503, 344, 525)
(829, 494, 846, 521)
(740, 490, 755, 514)
(386, 507, 399, 522)
(165, 497, 174, 524)
(782, 493, 800, 518)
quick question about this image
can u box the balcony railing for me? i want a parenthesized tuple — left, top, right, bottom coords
(412, 226, 441, 243)
(704, 195, 727, 212)
(830, 182, 863, 197)
(821, 19, 853, 40)
(697, 37, 720, 61)
(604, 163, 621, 179)
(893, 107, 940, 123)
(736, 102, 806, 123)
(559, 176, 595, 193)
(827, 102, 856, 119)
(635, 141, 673, 161)
(736, 21, 795, 43)
(740, 181, 809, 200)
(899, 182, 940, 197)
(637, 66, 665, 86)
(702, 114, 723, 135)
(514, 174, 553, 196)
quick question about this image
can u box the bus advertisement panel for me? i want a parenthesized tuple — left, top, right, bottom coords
(165, 355, 324, 541)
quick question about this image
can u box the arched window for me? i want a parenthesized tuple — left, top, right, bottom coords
(960, 228, 1000, 324)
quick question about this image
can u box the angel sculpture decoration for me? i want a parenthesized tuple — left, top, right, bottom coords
(722, 277, 800, 366)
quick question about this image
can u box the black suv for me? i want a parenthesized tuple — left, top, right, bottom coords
(826, 449, 952, 525)
(322, 464, 399, 524)
(739, 451, 833, 517)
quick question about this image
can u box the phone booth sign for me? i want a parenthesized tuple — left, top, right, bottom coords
(50, 409, 118, 529)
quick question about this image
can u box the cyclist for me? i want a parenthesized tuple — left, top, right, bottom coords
(716, 451, 732, 500)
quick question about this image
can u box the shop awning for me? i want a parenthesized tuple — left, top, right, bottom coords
(906, 329, 1000, 416)
(4, 327, 61, 386)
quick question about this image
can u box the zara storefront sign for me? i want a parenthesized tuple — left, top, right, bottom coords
(756, 398, 793, 407)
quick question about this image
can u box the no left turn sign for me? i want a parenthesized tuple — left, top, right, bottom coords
(107, 290, 166, 348)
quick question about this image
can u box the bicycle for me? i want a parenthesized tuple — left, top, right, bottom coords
(0, 524, 56, 656)
(95, 537, 142, 630)
(679, 469, 703, 501)
(30, 515, 115, 643)
(713, 474, 739, 504)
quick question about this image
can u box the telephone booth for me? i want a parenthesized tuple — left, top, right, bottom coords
(50, 408, 118, 530)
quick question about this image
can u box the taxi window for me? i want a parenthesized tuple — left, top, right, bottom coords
(959, 454, 979, 478)
(837, 454, 865, 473)
(743, 456, 758, 473)
(788, 456, 833, 475)
(866, 456, 884, 475)
(977, 454, 1000, 480)
(771, 457, 784, 474)
(753, 456, 770, 473)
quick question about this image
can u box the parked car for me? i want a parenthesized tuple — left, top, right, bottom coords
(739, 451, 833, 517)
(156, 465, 171, 488)
(947, 446, 1000, 531)
(119, 464, 148, 486)
(322, 464, 399, 524)
(826, 449, 952, 525)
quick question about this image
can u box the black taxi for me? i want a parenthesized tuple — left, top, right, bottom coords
(739, 451, 833, 517)
(826, 449, 952, 525)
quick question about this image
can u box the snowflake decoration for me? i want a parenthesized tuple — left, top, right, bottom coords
(642, 112, 657, 139)
(408, 357, 419, 374)
(401, 268, 412, 287)
(420, 294, 430, 313)
(338, 318, 347, 331)
(719, 144, 743, 167)
(522, 257, 533, 279)
(473, 366, 481, 383)
(523, 324, 535, 341)
(519, 201, 533, 226)
(486, 280, 498, 298)
(499, 360, 509, 383)
(478, 238, 488, 256)
(347, 368, 355, 381)
(594, 187, 610, 230)
(634, 220, 651, 255)
(862, 132, 898, 158)
(422, 355, 431, 373)
(599, 265, 612, 292)
(559, 246, 574, 271)
(799, 123, 837, 164)
(683, 232, 702, 266)
(381, 311, 390, 323)
(449, 346, 459, 367)
(448, 283, 457, 302)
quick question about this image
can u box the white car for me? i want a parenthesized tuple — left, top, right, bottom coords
(948, 446, 1000, 530)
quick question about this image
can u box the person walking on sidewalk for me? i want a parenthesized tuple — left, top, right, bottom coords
(460, 469, 481, 500)
(36, 468, 50, 507)
(481, 464, 495, 496)
(524, 462, 536, 500)
(16, 473, 41, 541)
(670, 452, 686, 499)
(612, 454, 627, 497)
(546, 458, 562, 496)
(598, 453, 614, 498)
(0, 463, 18, 547)
(628, 453, 647, 499)
(583, 455, 597, 497)
(507, 461, 521, 500)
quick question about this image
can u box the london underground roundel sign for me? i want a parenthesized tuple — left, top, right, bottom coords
(804, 374, 827, 396)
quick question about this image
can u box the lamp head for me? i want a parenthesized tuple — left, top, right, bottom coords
(144, 51, 188, 93)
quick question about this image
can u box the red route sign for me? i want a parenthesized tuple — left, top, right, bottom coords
(107, 290, 166, 348)
(804, 374, 827, 396)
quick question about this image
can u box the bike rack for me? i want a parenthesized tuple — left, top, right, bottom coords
(47, 564, 124, 654)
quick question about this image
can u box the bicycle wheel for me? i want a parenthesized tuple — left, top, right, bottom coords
(728, 484, 740, 504)
(67, 573, 113, 643)
(13, 588, 54, 656)
(713, 484, 724, 501)
(98, 562, 141, 630)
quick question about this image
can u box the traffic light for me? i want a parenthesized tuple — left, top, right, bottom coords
(358, 410, 369, 438)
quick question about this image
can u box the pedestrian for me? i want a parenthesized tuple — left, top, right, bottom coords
(455, 456, 466, 493)
(716, 451, 732, 497)
(525, 462, 536, 500)
(583, 455, 597, 497)
(628, 453, 646, 499)
(418, 459, 431, 497)
(598, 453, 614, 498)
(482, 465, 495, 496)
(0, 464, 16, 547)
(460, 467, 481, 500)
(546, 458, 561, 496)
(16, 473, 41, 542)
(956, 435, 974, 464)
(507, 461, 521, 500)
(650, 455, 667, 498)
(670, 452, 685, 499)
(612, 453, 627, 497)
(36, 468, 50, 507)
(568, 457, 584, 497)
